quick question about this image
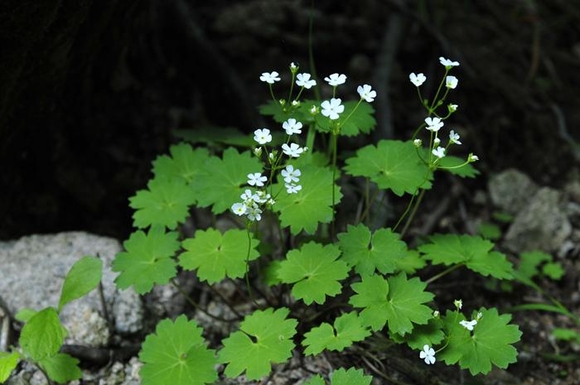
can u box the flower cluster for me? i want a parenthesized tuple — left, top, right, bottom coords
(408, 57, 477, 166)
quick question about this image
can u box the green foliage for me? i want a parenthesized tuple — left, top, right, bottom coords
(39, 353, 82, 384)
(19, 307, 67, 361)
(418, 234, 514, 280)
(130, 177, 197, 229)
(302, 312, 371, 355)
(514, 251, 563, 285)
(337, 224, 407, 276)
(437, 156, 479, 178)
(438, 308, 522, 375)
(477, 221, 502, 240)
(349, 274, 434, 335)
(273, 164, 342, 234)
(218, 308, 297, 380)
(0, 352, 20, 383)
(180, 228, 260, 284)
(303, 367, 372, 385)
(277, 242, 349, 305)
(58, 255, 102, 312)
(194, 147, 262, 214)
(113, 226, 180, 294)
(139, 315, 217, 385)
(344, 140, 431, 196)
(152, 143, 209, 184)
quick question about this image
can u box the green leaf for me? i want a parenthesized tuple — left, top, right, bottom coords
(418, 234, 514, 280)
(337, 224, 407, 276)
(477, 222, 502, 240)
(439, 308, 521, 375)
(315, 101, 376, 137)
(344, 140, 431, 196)
(180, 228, 260, 284)
(394, 317, 445, 350)
(152, 143, 209, 184)
(15, 308, 37, 322)
(39, 353, 82, 383)
(113, 226, 180, 294)
(349, 274, 434, 335)
(194, 148, 262, 214)
(20, 307, 67, 361)
(130, 177, 196, 229)
(219, 308, 297, 380)
(277, 242, 349, 305)
(552, 328, 580, 342)
(394, 250, 427, 274)
(303, 375, 325, 385)
(542, 262, 564, 280)
(0, 352, 20, 383)
(139, 315, 217, 385)
(331, 367, 373, 385)
(302, 312, 371, 355)
(437, 156, 479, 178)
(58, 256, 102, 312)
(274, 164, 342, 234)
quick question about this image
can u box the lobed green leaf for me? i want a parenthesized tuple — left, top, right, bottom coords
(152, 143, 210, 184)
(180, 228, 260, 284)
(113, 226, 180, 294)
(139, 315, 217, 385)
(20, 307, 67, 361)
(39, 353, 82, 383)
(302, 312, 370, 355)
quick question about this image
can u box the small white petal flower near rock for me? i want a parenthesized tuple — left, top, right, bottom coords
(281, 143, 305, 158)
(247, 172, 267, 187)
(281, 165, 301, 183)
(253, 128, 272, 145)
(459, 319, 478, 331)
(409, 72, 427, 87)
(296, 73, 316, 89)
(449, 130, 462, 145)
(260, 71, 281, 84)
(324, 73, 347, 86)
(425, 117, 444, 132)
(231, 202, 248, 216)
(282, 118, 303, 135)
(357, 84, 377, 102)
(419, 345, 436, 365)
(446, 75, 458, 89)
(432, 146, 446, 159)
(246, 206, 262, 222)
(321, 98, 345, 120)
(439, 57, 460, 67)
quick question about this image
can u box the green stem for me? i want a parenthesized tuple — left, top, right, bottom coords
(170, 279, 241, 322)
(425, 264, 463, 285)
(330, 132, 338, 238)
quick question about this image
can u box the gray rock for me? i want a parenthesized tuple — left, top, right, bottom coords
(504, 187, 572, 253)
(488, 168, 539, 215)
(0, 232, 143, 348)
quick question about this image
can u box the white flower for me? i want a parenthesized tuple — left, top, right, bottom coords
(310, 105, 318, 115)
(468, 153, 479, 162)
(439, 57, 460, 67)
(454, 299, 463, 310)
(433, 137, 441, 146)
(260, 71, 281, 84)
(409, 72, 427, 87)
(432, 146, 446, 159)
(425, 117, 444, 132)
(285, 183, 302, 194)
(324, 73, 347, 86)
(459, 319, 478, 331)
(449, 130, 461, 145)
(413, 139, 422, 147)
(240, 189, 256, 203)
(433, 310, 440, 318)
(281, 143, 305, 158)
(357, 84, 376, 102)
(448, 103, 458, 113)
(254, 191, 271, 204)
(253, 147, 262, 157)
(282, 118, 303, 135)
(290, 62, 298, 72)
(477, 312, 483, 320)
(321, 98, 345, 120)
(296, 73, 316, 89)
(246, 206, 262, 222)
(419, 345, 436, 365)
(247, 172, 267, 187)
(446, 75, 458, 89)
(281, 165, 301, 183)
(253, 128, 272, 144)
(231, 202, 247, 216)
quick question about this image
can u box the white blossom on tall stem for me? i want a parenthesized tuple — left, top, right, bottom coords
(259, 71, 281, 84)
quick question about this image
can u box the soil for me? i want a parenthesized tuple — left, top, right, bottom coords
(2, 1, 580, 384)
